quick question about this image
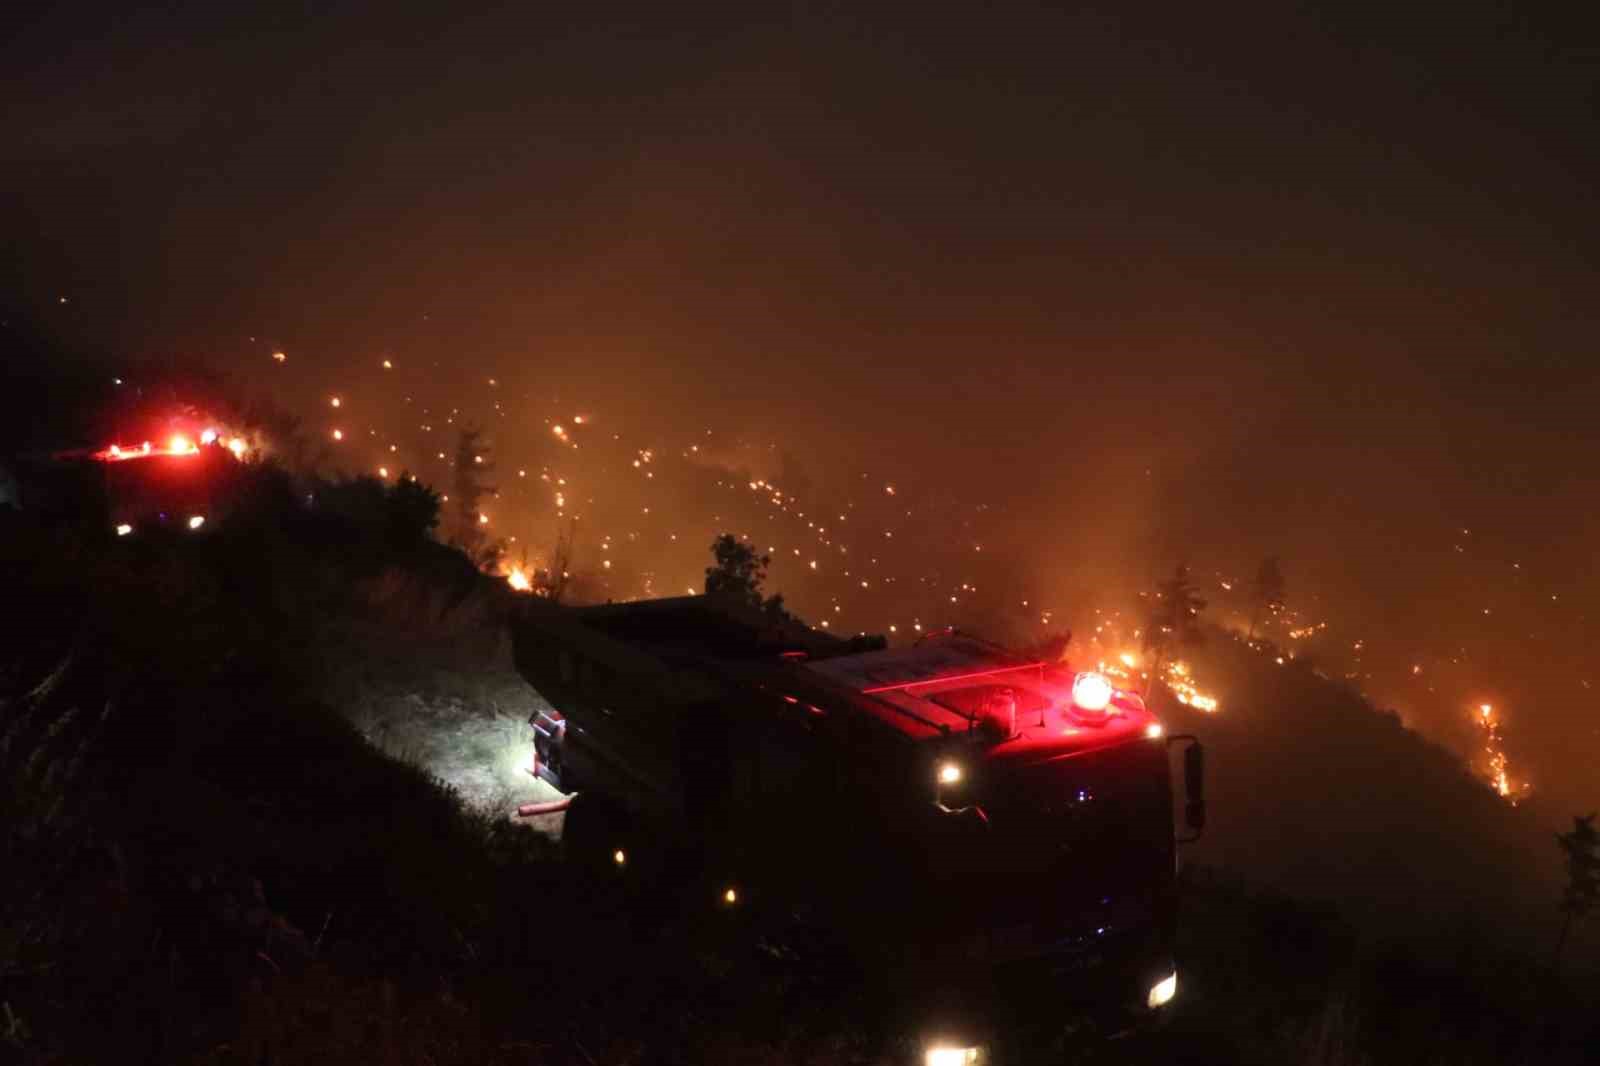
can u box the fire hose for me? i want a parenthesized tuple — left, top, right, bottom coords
(515, 795, 574, 818)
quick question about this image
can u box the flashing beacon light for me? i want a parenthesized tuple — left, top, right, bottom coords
(1148, 971, 1178, 1009)
(925, 1049, 980, 1066)
(1071, 671, 1114, 713)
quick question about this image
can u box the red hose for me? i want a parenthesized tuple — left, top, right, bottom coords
(516, 796, 573, 817)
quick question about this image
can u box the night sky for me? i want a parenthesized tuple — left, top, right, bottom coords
(5, 2, 1598, 813)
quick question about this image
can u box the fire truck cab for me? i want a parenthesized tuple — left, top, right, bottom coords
(512, 595, 1205, 1060)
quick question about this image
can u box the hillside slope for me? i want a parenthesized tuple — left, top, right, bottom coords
(1158, 633, 1585, 961)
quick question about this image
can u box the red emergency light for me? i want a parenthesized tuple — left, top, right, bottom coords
(95, 439, 198, 462)
(93, 427, 247, 463)
(1066, 671, 1121, 724)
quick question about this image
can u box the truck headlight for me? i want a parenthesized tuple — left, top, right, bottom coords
(1147, 970, 1177, 1009)
(925, 1048, 980, 1066)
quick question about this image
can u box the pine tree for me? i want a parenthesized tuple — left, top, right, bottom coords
(1143, 564, 1207, 696)
(1554, 812, 1599, 970)
(705, 533, 769, 609)
(449, 427, 498, 565)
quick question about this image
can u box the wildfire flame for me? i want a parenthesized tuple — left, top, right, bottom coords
(1165, 660, 1220, 713)
(1093, 649, 1221, 714)
(1476, 703, 1522, 803)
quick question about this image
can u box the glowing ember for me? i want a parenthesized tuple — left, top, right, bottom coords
(506, 568, 532, 592)
(228, 437, 248, 458)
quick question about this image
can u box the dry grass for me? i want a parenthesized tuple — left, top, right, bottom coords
(318, 592, 564, 826)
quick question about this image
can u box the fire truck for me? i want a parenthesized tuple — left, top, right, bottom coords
(512, 594, 1205, 1061)
(12, 429, 249, 534)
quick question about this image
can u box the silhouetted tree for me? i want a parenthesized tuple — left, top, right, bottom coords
(1146, 564, 1207, 651)
(761, 591, 790, 621)
(384, 473, 441, 545)
(1143, 564, 1207, 695)
(1554, 812, 1599, 970)
(1248, 556, 1287, 640)
(310, 474, 439, 548)
(535, 518, 577, 603)
(705, 533, 769, 609)
(448, 427, 499, 566)
(703, 533, 794, 621)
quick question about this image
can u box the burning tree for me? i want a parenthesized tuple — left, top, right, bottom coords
(536, 518, 577, 603)
(1142, 564, 1207, 698)
(448, 427, 502, 567)
(1247, 556, 1287, 640)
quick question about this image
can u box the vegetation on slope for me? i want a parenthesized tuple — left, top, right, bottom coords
(2, 465, 1597, 1063)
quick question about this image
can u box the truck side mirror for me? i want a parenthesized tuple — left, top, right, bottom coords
(1167, 735, 1206, 842)
(1183, 743, 1206, 835)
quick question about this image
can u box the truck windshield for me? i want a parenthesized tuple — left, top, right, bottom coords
(935, 737, 1174, 914)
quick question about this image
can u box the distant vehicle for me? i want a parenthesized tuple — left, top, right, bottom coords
(512, 595, 1205, 1061)
(12, 429, 250, 534)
